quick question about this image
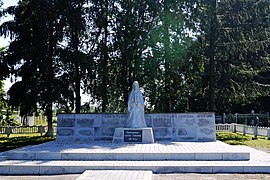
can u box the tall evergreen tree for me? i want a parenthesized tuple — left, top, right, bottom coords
(0, 0, 70, 136)
(1, 0, 270, 117)
(57, 0, 88, 113)
(143, 0, 202, 112)
(112, 0, 157, 111)
(200, 0, 270, 113)
(0, 46, 8, 124)
(82, 0, 113, 112)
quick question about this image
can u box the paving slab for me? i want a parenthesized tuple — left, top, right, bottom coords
(1, 173, 270, 180)
(0, 145, 269, 174)
(2, 141, 250, 161)
(76, 170, 152, 180)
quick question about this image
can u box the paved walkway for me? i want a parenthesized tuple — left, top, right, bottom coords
(1, 173, 270, 180)
(76, 170, 152, 180)
(1, 141, 249, 161)
(1, 141, 270, 174)
(2, 141, 250, 153)
(154, 173, 270, 180)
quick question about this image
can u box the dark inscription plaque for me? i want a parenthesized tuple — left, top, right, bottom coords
(124, 130, 142, 142)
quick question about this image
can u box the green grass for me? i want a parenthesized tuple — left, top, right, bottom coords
(217, 131, 270, 149)
(0, 133, 42, 138)
(0, 134, 55, 152)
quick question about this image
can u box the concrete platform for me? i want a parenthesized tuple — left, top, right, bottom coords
(1, 142, 270, 174)
(76, 170, 152, 180)
(2, 141, 249, 161)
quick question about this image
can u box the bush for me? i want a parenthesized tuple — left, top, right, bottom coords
(2, 116, 21, 126)
(216, 132, 250, 145)
(52, 117, 57, 123)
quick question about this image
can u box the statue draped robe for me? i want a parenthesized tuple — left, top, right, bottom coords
(126, 81, 147, 128)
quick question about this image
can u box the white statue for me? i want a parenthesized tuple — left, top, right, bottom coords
(126, 81, 147, 128)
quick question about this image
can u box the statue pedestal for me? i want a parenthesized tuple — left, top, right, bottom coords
(112, 128, 154, 143)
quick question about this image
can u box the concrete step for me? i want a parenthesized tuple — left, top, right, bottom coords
(0, 156, 7, 161)
(0, 158, 270, 175)
(4, 151, 250, 161)
(2, 142, 269, 175)
(3, 141, 250, 161)
(76, 170, 152, 180)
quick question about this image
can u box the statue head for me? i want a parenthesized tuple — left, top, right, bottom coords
(132, 81, 140, 91)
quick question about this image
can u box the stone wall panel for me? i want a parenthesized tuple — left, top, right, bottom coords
(198, 119, 211, 126)
(154, 128, 172, 137)
(57, 128, 74, 136)
(102, 118, 119, 127)
(77, 119, 94, 127)
(76, 128, 94, 136)
(153, 119, 171, 127)
(101, 128, 115, 136)
(57, 113, 216, 143)
(58, 118, 75, 127)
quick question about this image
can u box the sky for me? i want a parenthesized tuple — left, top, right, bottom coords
(1, 0, 18, 92)
(0, 0, 17, 47)
(0, 0, 90, 104)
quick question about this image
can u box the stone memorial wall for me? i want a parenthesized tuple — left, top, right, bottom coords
(56, 113, 216, 143)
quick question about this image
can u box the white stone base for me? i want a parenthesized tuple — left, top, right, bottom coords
(112, 128, 155, 143)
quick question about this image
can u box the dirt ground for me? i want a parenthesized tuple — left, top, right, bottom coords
(1, 173, 270, 180)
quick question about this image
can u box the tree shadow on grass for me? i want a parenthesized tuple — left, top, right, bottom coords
(0, 136, 55, 152)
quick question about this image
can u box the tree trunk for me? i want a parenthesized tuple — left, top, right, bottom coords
(72, 10, 81, 113)
(74, 35, 81, 113)
(121, 56, 129, 111)
(163, 1, 171, 113)
(75, 60, 81, 113)
(44, 102, 54, 137)
(45, 14, 54, 137)
(101, 0, 109, 112)
(208, 0, 217, 112)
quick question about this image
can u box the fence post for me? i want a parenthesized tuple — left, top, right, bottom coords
(267, 128, 270, 140)
(232, 123, 236, 133)
(253, 125, 258, 140)
(38, 126, 46, 136)
(243, 125, 246, 136)
(5, 126, 12, 137)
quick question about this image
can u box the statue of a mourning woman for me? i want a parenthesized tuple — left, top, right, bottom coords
(126, 81, 147, 128)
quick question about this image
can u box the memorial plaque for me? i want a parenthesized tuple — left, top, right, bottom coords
(124, 130, 142, 142)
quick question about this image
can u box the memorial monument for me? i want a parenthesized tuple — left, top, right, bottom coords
(56, 83, 216, 143)
(112, 81, 155, 143)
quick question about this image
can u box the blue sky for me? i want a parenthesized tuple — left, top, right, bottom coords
(1, 0, 18, 92)
(0, 0, 18, 47)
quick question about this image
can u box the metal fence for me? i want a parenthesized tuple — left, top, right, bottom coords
(223, 113, 270, 127)
(0, 125, 57, 137)
(216, 123, 270, 139)
(216, 123, 231, 131)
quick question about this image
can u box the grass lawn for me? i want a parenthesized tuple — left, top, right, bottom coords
(216, 131, 270, 150)
(0, 134, 55, 152)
